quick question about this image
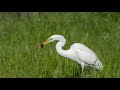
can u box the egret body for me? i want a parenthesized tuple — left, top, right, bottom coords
(41, 35, 103, 72)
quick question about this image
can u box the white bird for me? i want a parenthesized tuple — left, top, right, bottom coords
(40, 35, 103, 72)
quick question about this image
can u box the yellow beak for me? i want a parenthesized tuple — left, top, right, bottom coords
(43, 40, 49, 45)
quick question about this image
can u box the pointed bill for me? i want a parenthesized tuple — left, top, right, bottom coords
(43, 40, 49, 45)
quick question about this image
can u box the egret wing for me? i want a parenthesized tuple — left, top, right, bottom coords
(70, 43, 98, 65)
(70, 43, 103, 70)
(75, 48, 97, 65)
(70, 43, 96, 54)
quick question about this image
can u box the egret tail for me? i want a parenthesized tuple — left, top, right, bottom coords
(95, 58, 103, 70)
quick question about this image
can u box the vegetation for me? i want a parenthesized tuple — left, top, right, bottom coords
(0, 12, 120, 78)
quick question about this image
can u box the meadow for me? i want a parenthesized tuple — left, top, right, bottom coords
(0, 12, 120, 78)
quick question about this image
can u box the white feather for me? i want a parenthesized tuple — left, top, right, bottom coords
(45, 35, 103, 72)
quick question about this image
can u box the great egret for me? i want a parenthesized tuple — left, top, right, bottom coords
(40, 35, 103, 72)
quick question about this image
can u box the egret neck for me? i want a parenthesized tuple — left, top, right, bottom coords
(55, 39, 68, 58)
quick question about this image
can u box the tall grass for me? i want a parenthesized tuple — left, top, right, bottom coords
(0, 12, 120, 78)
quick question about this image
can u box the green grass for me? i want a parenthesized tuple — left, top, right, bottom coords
(0, 12, 120, 78)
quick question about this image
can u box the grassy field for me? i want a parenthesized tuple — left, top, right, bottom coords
(0, 12, 120, 78)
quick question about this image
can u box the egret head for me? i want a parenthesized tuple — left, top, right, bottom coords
(40, 35, 66, 48)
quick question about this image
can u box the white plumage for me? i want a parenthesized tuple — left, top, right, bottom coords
(42, 35, 103, 72)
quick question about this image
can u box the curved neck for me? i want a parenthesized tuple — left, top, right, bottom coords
(56, 41, 69, 58)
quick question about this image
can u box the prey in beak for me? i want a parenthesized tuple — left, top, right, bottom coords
(39, 37, 53, 48)
(40, 40, 49, 48)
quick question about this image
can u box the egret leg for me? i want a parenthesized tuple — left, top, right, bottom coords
(81, 62, 84, 73)
(76, 60, 85, 77)
(80, 62, 85, 77)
